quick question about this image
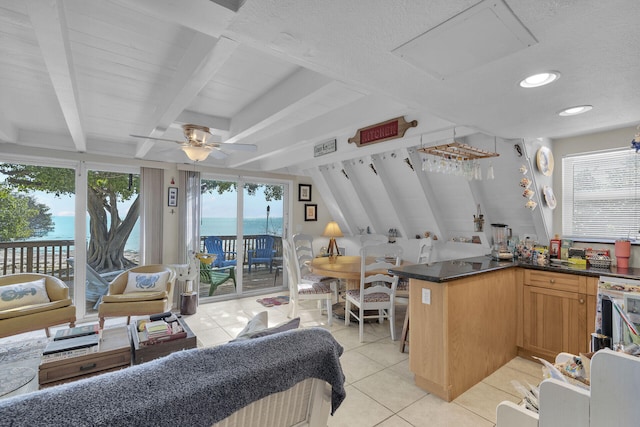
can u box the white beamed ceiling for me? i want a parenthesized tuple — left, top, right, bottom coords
(1, 0, 639, 245)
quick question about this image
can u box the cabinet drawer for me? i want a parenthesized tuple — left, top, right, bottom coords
(39, 349, 130, 385)
(524, 269, 586, 293)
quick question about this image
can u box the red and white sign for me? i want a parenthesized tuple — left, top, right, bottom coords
(348, 116, 417, 147)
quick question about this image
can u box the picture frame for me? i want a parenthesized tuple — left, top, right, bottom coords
(298, 184, 312, 202)
(304, 204, 317, 221)
(168, 187, 178, 207)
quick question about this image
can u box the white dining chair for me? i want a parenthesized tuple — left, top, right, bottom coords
(399, 238, 433, 352)
(345, 243, 402, 342)
(282, 239, 334, 325)
(359, 234, 388, 246)
(292, 233, 339, 302)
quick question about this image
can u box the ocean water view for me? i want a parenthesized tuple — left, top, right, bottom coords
(38, 216, 284, 251)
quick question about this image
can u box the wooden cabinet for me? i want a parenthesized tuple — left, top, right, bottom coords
(520, 269, 597, 360)
(409, 269, 517, 401)
(39, 326, 131, 387)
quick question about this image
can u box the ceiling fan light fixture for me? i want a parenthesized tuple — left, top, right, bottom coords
(181, 145, 213, 161)
(558, 105, 593, 116)
(183, 124, 211, 144)
(519, 71, 560, 88)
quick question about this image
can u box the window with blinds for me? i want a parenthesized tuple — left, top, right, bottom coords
(562, 148, 640, 241)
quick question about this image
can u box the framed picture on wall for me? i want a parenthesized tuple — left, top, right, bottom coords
(304, 204, 317, 221)
(168, 187, 178, 207)
(298, 184, 312, 201)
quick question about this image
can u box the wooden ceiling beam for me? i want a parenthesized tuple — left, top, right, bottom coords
(134, 35, 239, 158)
(27, 0, 86, 152)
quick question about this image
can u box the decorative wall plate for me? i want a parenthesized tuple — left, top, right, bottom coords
(543, 186, 557, 209)
(536, 146, 554, 176)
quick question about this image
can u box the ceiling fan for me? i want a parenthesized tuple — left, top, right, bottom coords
(130, 124, 257, 161)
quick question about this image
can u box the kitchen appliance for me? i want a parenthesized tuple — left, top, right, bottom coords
(491, 223, 513, 260)
(596, 276, 640, 351)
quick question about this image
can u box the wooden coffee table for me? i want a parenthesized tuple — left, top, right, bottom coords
(129, 316, 197, 365)
(38, 326, 131, 387)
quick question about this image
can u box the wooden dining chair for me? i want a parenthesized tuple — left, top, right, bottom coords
(345, 243, 402, 342)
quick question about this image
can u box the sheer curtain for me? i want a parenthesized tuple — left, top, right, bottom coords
(140, 167, 164, 264)
(178, 170, 201, 263)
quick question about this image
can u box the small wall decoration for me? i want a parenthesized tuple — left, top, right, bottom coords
(314, 139, 337, 157)
(168, 187, 178, 207)
(304, 204, 317, 221)
(348, 116, 417, 147)
(536, 146, 554, 176)
(298, 184, 312, 201)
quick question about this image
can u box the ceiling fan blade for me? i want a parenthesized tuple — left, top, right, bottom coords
(129, 134, 183, 144)
(209, 148, 228, 159)
(217, 142, 257, 152)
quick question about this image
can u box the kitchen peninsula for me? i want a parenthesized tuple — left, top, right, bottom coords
(389, 256, 640, 401)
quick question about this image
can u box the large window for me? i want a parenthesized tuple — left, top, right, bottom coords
(563, 148, 640, 241)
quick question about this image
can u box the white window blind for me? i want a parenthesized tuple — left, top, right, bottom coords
(562, 148, 640, 241)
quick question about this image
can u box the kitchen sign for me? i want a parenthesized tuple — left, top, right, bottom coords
(314, 139, 337, 157)
(348, 116, 418, 147)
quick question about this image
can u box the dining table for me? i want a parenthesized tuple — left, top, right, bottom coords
(309, 255, 412, 289)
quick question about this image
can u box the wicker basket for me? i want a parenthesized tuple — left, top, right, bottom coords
(587, 255, 612, 269)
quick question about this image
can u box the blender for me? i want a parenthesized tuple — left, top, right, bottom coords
(491, 223, 513, 260)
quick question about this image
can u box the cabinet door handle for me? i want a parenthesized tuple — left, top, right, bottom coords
(549, 279, 555, 284)
(579, 298, 585, 304)
(80, 363, 97, 371)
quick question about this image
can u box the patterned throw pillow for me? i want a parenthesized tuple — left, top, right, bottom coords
(123, 271, 170, 294)
(0, 278, 51, 311)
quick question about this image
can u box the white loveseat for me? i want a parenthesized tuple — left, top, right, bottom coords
(0, 327, 346, 427)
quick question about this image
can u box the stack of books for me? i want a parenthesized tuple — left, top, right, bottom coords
(42, 325, 101, 362)
(145, 320, 172, 340)
(137, 318, 187, 345)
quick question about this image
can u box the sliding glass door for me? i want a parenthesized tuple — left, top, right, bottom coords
(199, 175, 288, 301)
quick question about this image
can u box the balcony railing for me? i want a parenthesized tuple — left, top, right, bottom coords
(0, 240, 74, 281)
(0, 235, 283, 280)
(199, 234, 283, 264)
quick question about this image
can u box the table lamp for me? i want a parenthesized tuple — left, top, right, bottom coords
(323, 221, 343, 257)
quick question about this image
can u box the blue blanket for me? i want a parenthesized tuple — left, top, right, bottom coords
(0, 328, 346, 427)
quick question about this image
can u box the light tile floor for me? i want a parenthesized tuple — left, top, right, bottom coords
(181, 292, 543, 427)
(1, 292, 543, 426)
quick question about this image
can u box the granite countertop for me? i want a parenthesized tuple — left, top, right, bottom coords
(389, 255, 640, 283)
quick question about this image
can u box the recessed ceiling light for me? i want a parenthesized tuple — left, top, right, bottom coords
(519, 71, 560, 88)
(558, 105, 593, 116)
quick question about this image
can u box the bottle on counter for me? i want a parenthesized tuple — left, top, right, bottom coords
(561, 239, 572, 260)
(549, 234, 561, 259)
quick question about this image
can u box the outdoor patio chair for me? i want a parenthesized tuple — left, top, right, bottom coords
(68, 258, 122, 310)
(205, 266, 236, 296)
(203, 236, 237, 268)
(197, 251, 236, 296)
(247, 235, 275, 273)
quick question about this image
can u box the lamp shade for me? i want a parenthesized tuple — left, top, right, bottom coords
(181, 145, 212, 161)
(322, 221, 343, 238)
